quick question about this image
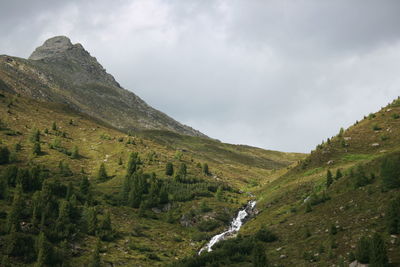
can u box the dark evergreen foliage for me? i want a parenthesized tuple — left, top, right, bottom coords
(0, 146, 10, 164)
(165, 162, 174, 176)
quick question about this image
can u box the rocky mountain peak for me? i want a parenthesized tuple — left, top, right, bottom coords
(29, 36, 74, 60)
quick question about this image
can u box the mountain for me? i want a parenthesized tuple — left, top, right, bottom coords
(0, 36, 205, 137)
(0, 76, 304, 265)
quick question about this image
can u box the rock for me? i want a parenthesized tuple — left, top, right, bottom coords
(327, 160, 334, 165)
(276, 247, 283, 251)
(279, 254, 287, 259)
(349, 260, 368, 267)
(371, 143, 380, 147)
(152, 208, 162, 214)
(344, 137, 352, 140)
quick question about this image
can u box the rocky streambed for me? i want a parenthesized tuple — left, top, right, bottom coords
(198, 200, 257, 254)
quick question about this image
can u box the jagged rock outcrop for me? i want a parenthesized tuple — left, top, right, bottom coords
(0, 36, 206, 137)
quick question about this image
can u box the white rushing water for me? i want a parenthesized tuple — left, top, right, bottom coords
(198, 200, 257, 255)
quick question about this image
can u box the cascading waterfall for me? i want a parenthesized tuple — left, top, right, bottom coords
(198, 200, 257, 255)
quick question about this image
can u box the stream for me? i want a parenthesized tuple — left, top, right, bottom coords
(198, 200, 257, 255)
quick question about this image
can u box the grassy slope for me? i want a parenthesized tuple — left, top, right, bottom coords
(0, 90, 304, 266)
(239, 98, 400, 266)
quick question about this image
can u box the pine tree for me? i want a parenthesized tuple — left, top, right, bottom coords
(126, 152, 140, 176)
(97, 163, 108, 182)
(215, 185, 223, 201)
(202, 163, 210, 176)
(159, 185, 169, 204)
(178, 163, 187, 178)
(32, 142, 41, 156)
(89, 238, 101, 267)
(35, 232, 49, 267)
(70, 146, 79, 159)
(326, 170, 333, 188)
(84, 207, 97, 235)
(6, 183, 24, 233)
(66, 182, 73, 200)
(52, 122, 57, 131)
(252, 243, 268, 267)
(305, 202, 312, 213)
(335, 169, 343, 180)
(355, 236, 371, 264)
(0, 146, 10, 164)
(3, 165, 18, 186)
(118, 157, 123, 165)
(0, 175, 8, 199)
(386, 196, 400, 234)
(148, 179, 160, 207)
(98, 211, 113, 241)
(381, 154, 400, 189)
(30, 128, 40, 143)
(370, 233, 389, 267)
(56, 200, 72, 239)
(165, 162, 174, 176)
(80, 176, 90, 195)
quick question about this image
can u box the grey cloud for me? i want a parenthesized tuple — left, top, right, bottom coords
(1, 0, 400, 152)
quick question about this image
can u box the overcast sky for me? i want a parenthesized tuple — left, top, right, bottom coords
(1, 0, 400, 152)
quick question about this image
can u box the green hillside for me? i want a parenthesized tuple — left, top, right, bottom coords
(0, 90, 303, 266)
(181, 98, 400, 266)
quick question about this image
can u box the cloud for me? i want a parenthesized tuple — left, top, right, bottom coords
(1, 0, 400, 152)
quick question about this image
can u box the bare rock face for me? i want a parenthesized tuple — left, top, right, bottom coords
(29, 36, 74, 60)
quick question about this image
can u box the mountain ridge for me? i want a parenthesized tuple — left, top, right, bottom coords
(0, 36, 206, 138)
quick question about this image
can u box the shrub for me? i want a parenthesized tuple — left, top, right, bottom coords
(381, 154, 400, 189)
(355, 236, 371, 264)
(32, 142, 41, 156)
(165, 162, 174, 176)
(0, 146, 10, 164)
(197, 219, 220, 232)
(255, 226, 278, 242)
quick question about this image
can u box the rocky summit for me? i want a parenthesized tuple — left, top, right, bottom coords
(0, 36, 206, 137)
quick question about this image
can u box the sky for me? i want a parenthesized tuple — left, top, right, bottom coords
(1, 0, 400, 152)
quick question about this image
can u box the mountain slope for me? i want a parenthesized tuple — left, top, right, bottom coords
(0, 90, 304, 266)
(182, 97, 400, 266)
(0, 36, 205, 137)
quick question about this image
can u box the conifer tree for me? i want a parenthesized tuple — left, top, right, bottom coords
(335, 169, 343, 180)
(202, 163, 210, 175)
(386, 196, 400, 234)
(80, 175, 90, 195)
(97, 163, 108, 182)
(326, 170, 333, 188)
(56, 200, 72, 239)
(165, 162, 174, 176)
(83, 206, 97, 235)
(98, 211, 113, 241)
(215, 185, 223, 201)
(6, 183, 24, 233)
(126, 152, 140, 176)
(32, 142, 41, 156)
(90, 239, 101, 267)
(30, 128, 40, 143)
(252, 243, 268, 267)
(70, 146, 79, 159)
(3, 165, 18, 186)
(178, 163, 187, 178)
(370, 233, 389, 267)
(381, 155, 400, 189)
(66, 182, 73, 200)
(31, 191, 42, 227)
(159, 185, 169, 204)
(0, 146, 10, 164)
(0, 175, 8, 199)
(35, 232, 49, 267)
(355, 236, 371, 264)
(52, 122, 57, 131)
(148, 179, 160, 207)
